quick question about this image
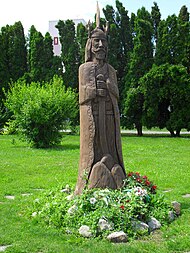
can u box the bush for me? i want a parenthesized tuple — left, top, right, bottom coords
(30, 172, 176, 240)
(5, 76, 78, 147)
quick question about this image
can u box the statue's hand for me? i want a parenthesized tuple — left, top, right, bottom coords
(97, 88, 107, 97)
(97, 80, 107, 89)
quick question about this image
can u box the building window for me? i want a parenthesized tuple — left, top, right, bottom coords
(54, 37, 59, 45)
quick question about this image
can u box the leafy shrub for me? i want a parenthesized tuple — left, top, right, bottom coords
(30, 172, 176, 239)
(5, 76, 78, 147)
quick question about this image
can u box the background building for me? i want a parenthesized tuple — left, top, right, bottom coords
(49, 19, 86, 56)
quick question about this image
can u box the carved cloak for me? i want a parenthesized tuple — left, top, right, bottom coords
(75, 62, 125, 194)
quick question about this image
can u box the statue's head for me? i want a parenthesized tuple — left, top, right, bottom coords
(85, 3, 109, 62)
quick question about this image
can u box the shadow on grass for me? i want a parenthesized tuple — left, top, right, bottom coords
(121, 133, 190, 139)
(10, 143, 80, 151)
(50, 144, 80, 151)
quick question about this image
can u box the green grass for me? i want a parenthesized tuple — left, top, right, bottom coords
(0, 134, 190, 253)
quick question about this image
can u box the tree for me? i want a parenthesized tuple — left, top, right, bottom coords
(0, 22, 27, 127)
(123, 7, 154, 135)
(151, 2, 161, 46)
(140, 64, 190, 136)
(7, 22, 27, 82)
(76, 22, 88, 64)
(0, 26, 10, 99)
(29, 29, 45, 82)
(123, 87, 144, 136)
(177, 5, 190, 73)
(155, 15, 179, 65)
(27, 26, 62, 83)
(43, 32, 62, 80)
(103, 1, 133, 122)
(56, 20, 80, 90)
(28, 27, 61, 82)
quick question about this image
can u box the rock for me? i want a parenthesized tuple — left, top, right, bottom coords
(132, 220, 149, 232)
(21, 193, 32, 197)
(98, 218, 112, 231)
(148, 217, 161, 231)
(32, 212, 37, 217)
(0, 245, 12, 252)
(79, 225, 92, 238)
(168, 211, 175, 222)
(88, 162, 116, 189)
(60, 184, 71, 194)
(107, 231, 127, 243)
(172, 201, 181, 216)
(182, 193, 190, 198)
(5, 195, 15, 200)
(65, 194, 74, 201)
(163, 189, 173, 193)
(101, 154, 114, 171)
(111, 164, 126, 188)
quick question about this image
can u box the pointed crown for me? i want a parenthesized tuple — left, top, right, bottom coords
(87, 2, 109, 39)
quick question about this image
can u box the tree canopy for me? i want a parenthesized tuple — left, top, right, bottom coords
(0, 1, 189, 135)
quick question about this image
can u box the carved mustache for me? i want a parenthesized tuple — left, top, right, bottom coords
(92, 47, 106, 53)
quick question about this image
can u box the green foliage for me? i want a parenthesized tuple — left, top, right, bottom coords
(5, 76, 78, 147)
(140, 64, 190, 135)
(76, 23, 88, 64)
(7, 21, 27, 82)
(0, 22, 27, 126)
(151, 2, 161, 45)
(103, 1, 133, 87)
(123, 87, 144, 135)
(155, 15, 179, 65)
(30, 172, 174, 240)
(56, 20, 80, 90)
(123, 7, 154, 132)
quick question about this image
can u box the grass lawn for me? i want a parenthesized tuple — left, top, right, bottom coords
(0, 134, 190, 253)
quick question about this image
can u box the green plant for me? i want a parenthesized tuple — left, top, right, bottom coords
(30, 172, 175, 240)
(5, 75, 78, 147)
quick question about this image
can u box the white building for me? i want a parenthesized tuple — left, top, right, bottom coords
(49, 19, 86, 56)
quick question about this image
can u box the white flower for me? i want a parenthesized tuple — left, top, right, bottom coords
(134, 187, 147, 197)
(89, 197, 97, 205)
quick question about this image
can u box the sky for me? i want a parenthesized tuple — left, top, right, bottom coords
(0, 0, 190, 35)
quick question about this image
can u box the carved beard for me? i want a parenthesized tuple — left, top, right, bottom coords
(92, 47, 106, 60)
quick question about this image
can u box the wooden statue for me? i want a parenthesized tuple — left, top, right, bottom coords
(75, 4, 126, 194)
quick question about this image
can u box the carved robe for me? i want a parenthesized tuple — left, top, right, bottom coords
(75, 62, 126, 194)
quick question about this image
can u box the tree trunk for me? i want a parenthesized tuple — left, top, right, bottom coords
(167, 128, 175, 137)
(135, 123, 143, 136)
(169, 130, 175, 137)
(176, 130, 181, 137)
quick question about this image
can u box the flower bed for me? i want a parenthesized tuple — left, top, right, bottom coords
(30, 172, 178, 240)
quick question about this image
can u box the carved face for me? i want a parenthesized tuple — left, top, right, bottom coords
(91, 37, 107, 60)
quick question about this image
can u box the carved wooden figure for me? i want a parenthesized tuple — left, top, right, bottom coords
(75, 4, 126, 194)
